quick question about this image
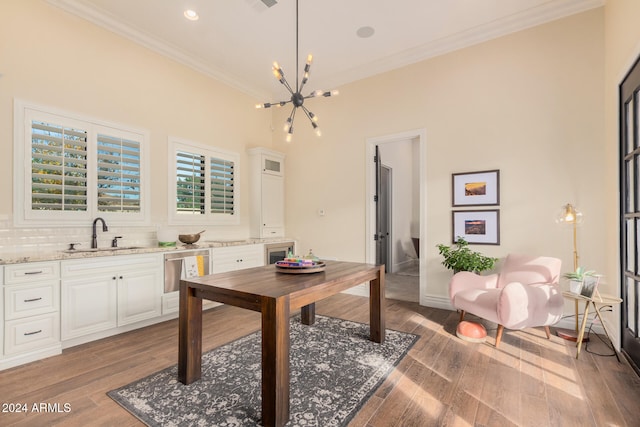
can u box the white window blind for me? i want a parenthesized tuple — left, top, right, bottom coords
(176, 150, 206, 215)
(210, 157, 235, 215)
(15, 100, 150, 226)
(30, 120, 88, 212)
(97, 134, 141, 213)
(169, 138, 239, 225)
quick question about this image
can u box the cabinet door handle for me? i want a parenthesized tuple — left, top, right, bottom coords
(119, 276, 123, 279)
(24, 297, 43, 303)
(24, 271, 44, 275)
(24, 330, 42, 336)
(112, 276, 117, 280)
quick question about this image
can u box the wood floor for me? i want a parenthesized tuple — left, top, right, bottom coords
(2, 293, 640, 427)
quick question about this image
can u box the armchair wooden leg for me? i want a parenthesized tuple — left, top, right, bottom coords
(459, 310, 465, 322)
(544, 325, 551, 340)
(495, 325, 504, 348)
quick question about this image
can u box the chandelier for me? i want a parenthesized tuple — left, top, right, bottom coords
(256, 0, 338, 142)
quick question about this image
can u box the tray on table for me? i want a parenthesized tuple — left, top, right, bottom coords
(275, 260, 326, 274)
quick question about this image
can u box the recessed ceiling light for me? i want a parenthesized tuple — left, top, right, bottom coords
(184, 9, 199, 21)
(356, 26, 375, 38)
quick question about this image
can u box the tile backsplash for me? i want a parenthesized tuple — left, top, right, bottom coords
(0, 218, 158, 257)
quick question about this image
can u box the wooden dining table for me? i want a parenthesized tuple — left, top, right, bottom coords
(177, 260, 386, 427)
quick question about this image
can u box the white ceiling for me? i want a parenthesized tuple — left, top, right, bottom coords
(48, 0, 604, 100)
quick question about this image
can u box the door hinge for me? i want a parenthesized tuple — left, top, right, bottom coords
(373, 195, 378, 202)
(374, 234, 379, 241)
(374, 155, 378, 163)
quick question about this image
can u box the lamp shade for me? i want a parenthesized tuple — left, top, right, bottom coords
(556, 203, 583, 225)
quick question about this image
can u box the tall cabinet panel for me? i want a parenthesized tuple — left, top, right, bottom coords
(249, 148, 285, 238)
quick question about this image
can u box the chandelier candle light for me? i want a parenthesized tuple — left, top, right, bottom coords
(256, 0, 338, 142)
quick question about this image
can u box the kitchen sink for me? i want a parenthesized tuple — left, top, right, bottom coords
(63, 246, 144, 254)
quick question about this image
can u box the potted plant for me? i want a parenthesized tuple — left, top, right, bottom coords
(436, 237, 498, 273)
(563, 267, 595, 294)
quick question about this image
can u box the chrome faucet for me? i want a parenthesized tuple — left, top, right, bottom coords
(91, 217, 108, 248)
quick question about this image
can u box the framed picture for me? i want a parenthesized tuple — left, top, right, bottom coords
(580, 275, 601, 299)
(452, 169, 500, 206)
(452, 209, 500, 245)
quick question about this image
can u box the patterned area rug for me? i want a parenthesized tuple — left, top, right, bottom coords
(108, 315, 418, 426)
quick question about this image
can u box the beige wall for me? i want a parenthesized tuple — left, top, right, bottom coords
(275, 9, 607, 306)
(0, 0, 272, 248)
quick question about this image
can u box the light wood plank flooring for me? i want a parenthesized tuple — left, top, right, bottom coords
(1, 293, 639, 426)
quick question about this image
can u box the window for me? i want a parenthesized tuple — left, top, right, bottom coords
(96, 132, 141, 213)
(169, 138, 239, 225)
(14, 100, 149, 226)
(30, 120, 89, 212)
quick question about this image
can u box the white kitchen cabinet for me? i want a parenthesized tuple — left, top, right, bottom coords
(118, 268, 163, 326)
(211, 244, 265, 274)
(2, 261, 61, 369)
(249, 148, 285, 238)
(61, 273, 117, 340)
(61, 254, 162, 341)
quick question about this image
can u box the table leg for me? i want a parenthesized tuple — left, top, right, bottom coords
(178, 282, 203, 385)
(261, 296, 290, 427)
(575, 301, 591, 359)
(592, 304, 621, 362)
(369, 265, 386, 344)
(301, 302, 315, 325)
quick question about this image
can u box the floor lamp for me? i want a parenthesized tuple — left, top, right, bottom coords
(556, 203, 584, 341)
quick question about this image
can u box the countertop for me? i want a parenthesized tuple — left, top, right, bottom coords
(0, 238, 295, 265)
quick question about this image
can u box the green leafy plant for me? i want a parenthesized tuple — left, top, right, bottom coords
(562, 266, 595, 281)
(436, 237, 498, 273)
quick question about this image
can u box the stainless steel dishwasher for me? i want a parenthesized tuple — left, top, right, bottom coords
(164, 249, 210, 293)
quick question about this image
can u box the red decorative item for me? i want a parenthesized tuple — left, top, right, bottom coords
(456, 321, 487, 343)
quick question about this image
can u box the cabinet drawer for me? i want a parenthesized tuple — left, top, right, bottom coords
(5, 281, 59, 320)
(261, 227, 284, 238)
(4, 262, 60, 284)
(61, 254, 161, 278)
(5, 312, 60, 355)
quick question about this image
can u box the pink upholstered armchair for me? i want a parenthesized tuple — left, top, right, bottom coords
(449, 254, 563, 347)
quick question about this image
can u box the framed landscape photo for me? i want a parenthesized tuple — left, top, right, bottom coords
(452, 209, 500, 245)
(452, 169, 500, 206)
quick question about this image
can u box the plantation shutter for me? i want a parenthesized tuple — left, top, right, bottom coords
(30, 120, 88, 211)
(210, 157, 235, 215)
(97, 134, 141, 213)
(176, 150, 206, 215)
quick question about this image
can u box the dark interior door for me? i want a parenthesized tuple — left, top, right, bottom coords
(620, 54, 640, 375)
(375, 145, 392, 270)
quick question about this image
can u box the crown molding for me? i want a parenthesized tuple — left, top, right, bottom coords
(47, 0, 604, 99)
(320, 0, 606, 90)
(46, 0, 268, 99)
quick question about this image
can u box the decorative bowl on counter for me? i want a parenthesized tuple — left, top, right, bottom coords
(179, 230, 205, 244)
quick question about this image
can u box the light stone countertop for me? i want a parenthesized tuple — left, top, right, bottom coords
(0, 237, 295, 265)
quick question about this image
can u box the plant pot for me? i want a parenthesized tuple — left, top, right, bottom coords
(569, 279, 582, 294)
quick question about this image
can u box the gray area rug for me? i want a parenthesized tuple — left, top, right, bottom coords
(108, 315, 418, 426)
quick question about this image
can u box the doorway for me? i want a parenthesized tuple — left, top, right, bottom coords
(366, 129, 426, 304)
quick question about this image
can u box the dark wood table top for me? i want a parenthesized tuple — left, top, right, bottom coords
(181, 260, 382, 311)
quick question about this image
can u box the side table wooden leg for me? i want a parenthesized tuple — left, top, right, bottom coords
(261, 296, 290, 427)
(370, 265, 386, 344)
(592, 304, 621, 362)
(178, 282, 203, 384)
(575, 302, 591, 359)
